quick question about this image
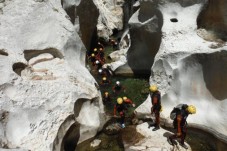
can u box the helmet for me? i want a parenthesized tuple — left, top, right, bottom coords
(149, 85, 158, 92)
(105, 92, 109, 96)
(187, 105, 196, 114)
(123, 97, 127, 101)
(91, 53, 95, 57)
(98, 69, 102, 73)
(94, 48, 97, 52)
(102, 77, 107, 81)
(116, 81, 120, 85)
(95, 60, 99, 64)
(117, 98, 123, 104)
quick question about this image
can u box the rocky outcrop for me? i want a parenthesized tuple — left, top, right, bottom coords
(0, 0, 105, 150)
(127, 0, 163, 76)
(93, 0, 124, 39)
(103, 29, 134, 76)
(136, 0, 227, 138)
(124, 123, 191, 151)
(62, 0, 124, 49)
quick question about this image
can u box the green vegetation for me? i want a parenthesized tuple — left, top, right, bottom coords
(87, 44, 149, 116)
(98, 76, 149, 115)
(103, 46, 114, 64)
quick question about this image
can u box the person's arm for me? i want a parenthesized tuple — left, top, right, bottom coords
(124, 99, 135, 107)
(177, 115, 182, 136)
(124, 99, 132, 104)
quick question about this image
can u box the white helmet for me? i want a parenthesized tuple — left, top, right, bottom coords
(116, 81, 120, 85)
(95, 60, 99, 64)
(98, 69, 102, 73)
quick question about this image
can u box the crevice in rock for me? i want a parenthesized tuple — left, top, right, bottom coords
(24, 48, 63, 61)
(170, 18, 178, 22)
(61, 0, 99, 50)
(127, 1, 163, 77)
(138, 0, 159, 23)
(52, 115, 76, 151)
(74, 98, 90, 117)
(64, 5, 76, 24)
(61, 122, 80, 151)
(12, 62, 27, 76)
(123, 0, 138, 30)
(53, 97, 100, 151)
(0, 49, 8, 56)
(77, 0, 99, 50)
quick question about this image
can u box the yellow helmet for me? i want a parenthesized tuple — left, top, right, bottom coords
(94, 48, 97, 52)
(149, 85, 158, 92)
(187, 105, 196, 114)
(91, 53, 95, 57)
(123, 97, 127, 101)
(117, 98, 123, 104)
(102, 77, 107, 81)
(105, 92, 109, 95)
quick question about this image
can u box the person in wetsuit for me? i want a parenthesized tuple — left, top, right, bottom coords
(168, 104, 196, 149)
(149, 85, 161, 131)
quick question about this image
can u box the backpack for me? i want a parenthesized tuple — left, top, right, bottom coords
(170, 104, 188, 129)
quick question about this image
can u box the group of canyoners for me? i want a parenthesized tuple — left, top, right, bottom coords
(87, 40, 196, 149)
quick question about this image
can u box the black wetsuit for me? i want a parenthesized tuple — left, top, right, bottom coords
(170, 104, 189, 144)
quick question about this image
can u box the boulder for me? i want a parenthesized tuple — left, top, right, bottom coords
(127, 0, 163, 76)
(0, 0, 105, 150)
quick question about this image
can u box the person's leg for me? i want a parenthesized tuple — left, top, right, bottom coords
(120, 111, 125, 128)
(180, 127, 188, 149)
(180, 126, 187, 143)
(152, 111, 160, 131)
(156, 111, 160, 127)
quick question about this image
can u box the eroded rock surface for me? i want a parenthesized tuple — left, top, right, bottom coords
(0, 0, 105, 150)
(124, 123, 191, 151)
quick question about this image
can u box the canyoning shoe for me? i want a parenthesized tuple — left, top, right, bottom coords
(180, 143, 188, 149)
(167, 137, 173, 146)
(121, 123, 125, 128)
(152, 126, 160, 131)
